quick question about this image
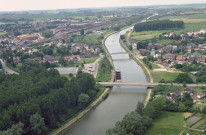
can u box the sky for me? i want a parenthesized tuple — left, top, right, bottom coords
(0, 0, 205, 11)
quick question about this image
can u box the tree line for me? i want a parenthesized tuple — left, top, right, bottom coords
(134, 20, 184, 32)
(0, 62, 100, 135)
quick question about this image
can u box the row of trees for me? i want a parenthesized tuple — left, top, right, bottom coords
(0, 62, 99, 134)
(142, 57, 152, 70)
(134, 20, 184, 32)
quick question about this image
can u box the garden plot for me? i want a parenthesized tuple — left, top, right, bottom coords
(197, 122, 206, 130)
(186, 116, 202, 127)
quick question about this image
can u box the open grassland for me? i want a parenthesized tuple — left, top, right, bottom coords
(71, 35, 101, 46)
(151, 71, 179, 82)
(131, 30, 168, 41)
(83, 58, 98, 64)
(151, 63, 160, 69)
(145, 112, 185, 135)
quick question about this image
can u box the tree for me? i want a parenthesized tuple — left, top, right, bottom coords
(42, 29, 53, 38)
(120, 35, 125, 40)
(30, 113, 47, 135)
(182, 93, 193, 108)
(106, 111, 152, 135)
(42, 47, 53, 55)
(78, 93, 90, 106)
(58, 56, 66, 66)
(174, 73, 193, 83)
(202, 106, 206, 114)
(135, 101, 144, 115)
(80, 29, 84, 36)
(129, 45, 132, 51)
(178, 102, 186, 112)
(0, 122, 24, 135)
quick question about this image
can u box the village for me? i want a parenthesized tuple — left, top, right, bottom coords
(136, 28, 206, 68)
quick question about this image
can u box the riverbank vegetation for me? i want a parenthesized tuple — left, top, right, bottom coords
(0, 62, 103, 134)
(96, 56, 112, 82)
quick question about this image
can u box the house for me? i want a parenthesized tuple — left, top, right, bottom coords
(170, 91, 181, 103)
(163, 53, 175, 60)
(64, 56, 71, 62)
(187, 32, 193, 36)
(199, 29, 206, 35)
(132, 43, 137, 50)
(139, 49, 149, 55)
(193, 31, 199, 36)
(196, 57, 206, 64)
(184, 87, 194, 96)
(176, 55, 187, 61)
(193, 92, 206, 101)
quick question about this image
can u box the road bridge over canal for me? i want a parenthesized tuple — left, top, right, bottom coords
(98, 82, 206, 88)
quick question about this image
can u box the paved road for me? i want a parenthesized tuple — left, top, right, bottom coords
(0, 59, 19, 75)
(82, 55, 103, 78)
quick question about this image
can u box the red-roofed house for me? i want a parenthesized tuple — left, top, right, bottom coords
(176, 55, 187, 61)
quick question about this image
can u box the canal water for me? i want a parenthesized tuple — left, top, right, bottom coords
(64, 27, 147, 135)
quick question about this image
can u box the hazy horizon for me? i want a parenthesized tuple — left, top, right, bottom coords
(1, 0, 205, 12)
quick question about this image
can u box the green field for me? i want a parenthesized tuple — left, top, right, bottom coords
(151, 71, 179, 82)
(145, 112, 185, 135)
(130, 12, 206, 44)
(151, 63, 160, 70)
(160, 13, 206, 21)
(69, 35, 102, 46)
(83, 58, 98, 64)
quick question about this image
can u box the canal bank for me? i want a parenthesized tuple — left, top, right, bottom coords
(119, 38, 153, 106)
(63, 26, 147, 135)
(49, 31, 116, 135)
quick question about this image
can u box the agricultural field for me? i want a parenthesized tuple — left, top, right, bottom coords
(130, 12, 206, 44)
(151, 71, 180, 82)
(185, 114, 206, 132)
(145, 112, 185, 135)
(186, 115, 202, 127)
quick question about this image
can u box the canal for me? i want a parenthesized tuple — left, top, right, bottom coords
(64, 27, 147, 135)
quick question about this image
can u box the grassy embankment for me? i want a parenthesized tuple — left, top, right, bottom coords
(95, 57, 112, 82)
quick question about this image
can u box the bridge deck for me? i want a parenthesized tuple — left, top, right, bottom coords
(98, 82, 206, 87)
